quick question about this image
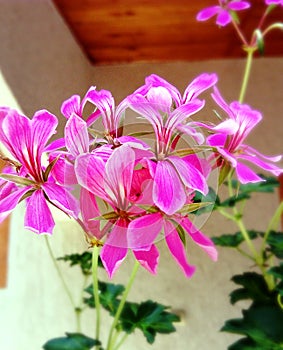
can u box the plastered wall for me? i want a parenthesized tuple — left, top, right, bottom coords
(0, 1, 282, 349)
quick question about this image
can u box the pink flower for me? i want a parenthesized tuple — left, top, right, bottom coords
(127, 75, 215, 214)
(75, 144, 159, 278)
(127, 211, 218, 278)
(201, 87, 283, 183)
(265, 0, 283, 5)
(197, 0, 251, 27)
(0, 108, 79, 234)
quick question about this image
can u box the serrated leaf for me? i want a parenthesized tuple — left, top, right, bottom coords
(42, 332, 100, 350)
(219, 192, 251, 207)
(222, 305, 283, 348)
(268, 264, 283, 281)
(212, 231, 259, 248)
(119, 300, 180, 344)
(84, 282, 125, 314)
(57, 252, 103, 275)
(266, 232, 283, 259)
(230, 272, 273, 304)
(228, 337, 262, 350)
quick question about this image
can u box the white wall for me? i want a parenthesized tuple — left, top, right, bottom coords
(0, 1, 282, 349)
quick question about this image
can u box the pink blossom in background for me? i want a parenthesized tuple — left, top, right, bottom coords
(199, 87, 283, 183)
(196, 0, 251, 27)
(265, 0, 283, 5)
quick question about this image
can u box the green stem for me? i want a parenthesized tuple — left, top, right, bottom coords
(235, 217, 261, 262)
(106, 261, 140, 350)
(92, 246, 101, 348)
(238, 47, 256, 103)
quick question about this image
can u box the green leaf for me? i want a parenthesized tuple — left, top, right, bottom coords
(84, 282, 125, 314)
(222, 305, 283, 349)
(268, 264, 283, 281)
(230, 272, 273, 304)
(119, 300, 180, 344)
(228, 338, 262, 350)
(219, 192, 251, 207)
(212, 231, 259, 248)
(42, 333, 100, 350)
(57, 252, 103, 275)
(266, 232, 283, 259)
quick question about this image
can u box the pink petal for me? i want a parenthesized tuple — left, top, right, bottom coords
(213, 119, 239, 134)
(133, 245, 159, 274)
(0, 186, 32, 219)
(25, 190, 55, 235)
(50, 155, 77, 186)
(75, 154, 108, 201)
(105, 144, 135, 209)
(168, 156, 208, 195)
(164, 220, 196, 278)
(61, 94, 81, 118)
(216, 10, 232, 26)
(45, 138, 66, 152)
(183, 73, 218, 102)
(42, 183, 79, 218)
(245, 145, 282, 163)
(166, 99, 204, 131)
(31, 110, 58, 151)
(153, 160, 186, 215)
(196, 6, 220, 21)
(100, 245, 128, 278)
(207, 133, 226, 147)
(144, 74, 182, 106)
(228, 1, 251, 11)
(65, 114, 89, 156)
(215, 147, 238, 167)
(181, 217, 218, 261)
(238, 154, 283, 177)
(80, 188, 102, 239)
(105, 218, 129, 248)
(235, 162, 264, 184)
(128, 212, 163, 249)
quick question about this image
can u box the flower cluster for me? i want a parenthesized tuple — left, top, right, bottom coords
(0, 73, 282, 278)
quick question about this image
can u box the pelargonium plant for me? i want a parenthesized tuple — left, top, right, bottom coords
(0, 1, 283, 349)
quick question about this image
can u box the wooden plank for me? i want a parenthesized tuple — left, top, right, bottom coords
(53, 0, 283, 64)
(0, 159, 9, 288)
